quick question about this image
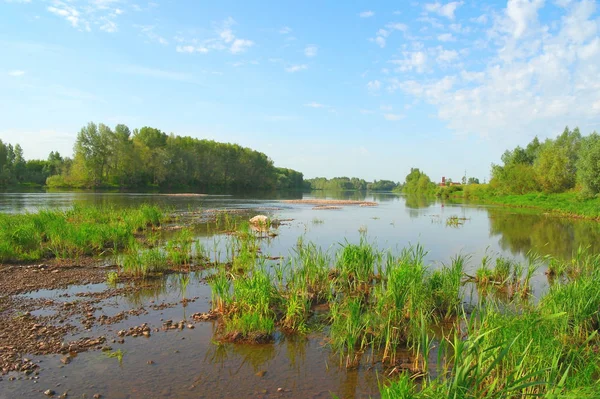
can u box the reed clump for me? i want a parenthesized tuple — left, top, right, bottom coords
(0, 204, 165, 262)
(380, 247, 600, 397)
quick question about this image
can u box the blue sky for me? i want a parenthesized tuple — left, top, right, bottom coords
(1, 0, 600, 183)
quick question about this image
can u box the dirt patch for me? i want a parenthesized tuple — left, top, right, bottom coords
(0, 261, 108, 296)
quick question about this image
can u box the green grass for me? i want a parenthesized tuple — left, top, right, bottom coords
(451, 185, 600, 220)
(380, 247, 600, 398)
(0, 204, 165, 262)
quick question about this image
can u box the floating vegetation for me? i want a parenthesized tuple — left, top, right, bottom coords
(445, 215, 466, 227)
(105, 349, 125, 366)
(311, 218, 324, 224)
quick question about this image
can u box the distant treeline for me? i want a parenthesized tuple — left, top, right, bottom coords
(403, 126, 600, 200)
(0, 141, 63, 187)
(306, 177, 399, 191)
(0, 122, 306, 190)
(400, 168, 480, 197)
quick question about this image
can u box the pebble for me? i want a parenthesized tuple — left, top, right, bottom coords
(44, 389, 55, 396)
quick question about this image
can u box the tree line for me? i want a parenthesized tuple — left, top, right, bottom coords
(400, 126, 600, 199)
(306, 177, 399, 191)
(490, 126, 600, 196)
(1, 122, 305, 190)
(0, 140, 65, 187)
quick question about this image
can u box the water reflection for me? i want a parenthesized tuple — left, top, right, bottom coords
(487, 209, 600, 261)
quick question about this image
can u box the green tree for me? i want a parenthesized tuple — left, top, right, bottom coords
(534, 141, 573, 193)
(403, 168, 435, 195)
(577, 132, 600, 196)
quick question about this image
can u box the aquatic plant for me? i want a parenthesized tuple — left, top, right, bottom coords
(0, 205, 165, 262)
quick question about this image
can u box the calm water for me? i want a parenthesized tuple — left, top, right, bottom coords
(2, 191, 600, 399)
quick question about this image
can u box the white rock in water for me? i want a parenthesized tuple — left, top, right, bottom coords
(249, 215, 269, 225)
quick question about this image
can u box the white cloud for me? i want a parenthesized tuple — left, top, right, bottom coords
(390, 51, 428, 73)
(304, 45, 318, 57)
(372, 23, 408, 48)
(176, 45, 208, 54)
(46, 0, 124, 32)
(231, 38, 254, 54)
(175, 17, 254, 55)
(304, 102, 328, 108)
(279, 26, 292, 34)
(437, 49, 459, 63)
(136, 25, 169, 45)
(117, 65, 199, 83)
(424, 1, 464, 20)
(384, 113, 404, 121)
(286, 64, 308, 73)
(47, 2, 89, 31)
(472, 14, 488, 24)
(388, 0, 600, 142)
(8, 70, 25, 77)
(99, 18, 117, 33)
(437, 33, 456, 42)
(359, 11, 375, 18)
(500, 0, 546, 39)
(367, 80, 381, 91)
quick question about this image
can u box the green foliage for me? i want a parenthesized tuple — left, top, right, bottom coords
(0, 140, 66, 187)
(534, 140, 575, 192)
(491, 127, 585, 195)
(44, 121, 303, 190)
(368, 179, 399, 191)
(275, 167, 306, 190)
(577, 132, 600, 196)
(0, 205, 164, 262)
(382, 262, 600, 397)
(491, 163, 540, 194)
(403, 168, 436, 195)
(307, 176, 368, 191)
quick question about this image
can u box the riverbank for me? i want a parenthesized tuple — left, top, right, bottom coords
(442, 185, 600, 220)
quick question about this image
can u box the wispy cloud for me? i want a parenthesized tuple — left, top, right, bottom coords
(46, 0, 123, 32)
(424, 1, 464, 20)
(389, 51, 428, 73)
(384, 113, 404, 121)
(8, 70, 25, 77)
(117, 65, 199, 83)
(304, 102, 329, 108)
(389, 1, 600, 142)
(279, 26, 292, 34)
(304, 45, 318, 57)
(367, 80, 381, 91)
(371, 22, 408, 48)
(286, 64, 308, 73)
(359, 11, 375, 18)
(175, 17, 254, 55)
(135, 25, 169, 45)
(47, 1, 89, 31)
(437, 33, 456, 42)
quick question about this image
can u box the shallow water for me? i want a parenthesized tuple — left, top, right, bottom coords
(2, 190, 600, 398)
